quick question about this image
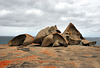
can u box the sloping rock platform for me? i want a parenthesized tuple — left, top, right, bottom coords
(0, 44, 100, 68)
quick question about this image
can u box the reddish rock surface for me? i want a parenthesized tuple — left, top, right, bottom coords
(0, 44, 100, 68)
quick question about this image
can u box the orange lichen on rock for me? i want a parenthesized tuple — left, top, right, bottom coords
(38, 66, 57, 68)
(12, 50, 21, 52)
(38, 60, 49, 63)
(11, 54, 21, 57)
(0, 55, 39, 68)
(30, 48, 34, 50)
(69, 62, 77, 66)
(11, 55, 39, 63)
(41, 50, 56, 56)
(0, 54, 6, 56)
(10, 50, 25, 54)
(0, 60, 11, 68)
(94, 50, 100, 52)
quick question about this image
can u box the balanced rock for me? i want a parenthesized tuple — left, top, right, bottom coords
(8, 34, 34, 46)
(33, 25, 61, 44)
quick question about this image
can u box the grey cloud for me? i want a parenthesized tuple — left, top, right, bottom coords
(0, 0, 100, 36)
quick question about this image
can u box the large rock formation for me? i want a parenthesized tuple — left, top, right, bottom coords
(8, 34, 34, 46)
(33, 25, 61, 44)
(8, 23, 96, 46)
(62, 23, 96, 46)
(62, 23, 85, 45)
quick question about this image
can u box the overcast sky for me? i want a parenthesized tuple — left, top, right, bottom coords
(0, 0, 100, 37)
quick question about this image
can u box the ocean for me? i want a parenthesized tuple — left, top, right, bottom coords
(0, 36, 100, 46)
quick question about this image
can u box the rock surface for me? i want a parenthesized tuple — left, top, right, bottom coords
(0, 44, 100, 68)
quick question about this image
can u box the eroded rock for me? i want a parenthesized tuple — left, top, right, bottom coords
(81, 40, 96, 46)
(33, 25, 61, 44)
(41, 34, 53, 47)
(53, 33, 68, 47)
(8, 34, 34, 46)
(41, 33, 68, 47)
(8, 23, 96, 46)
(62, 23, 85, 45)
(62, 23, 96, 46)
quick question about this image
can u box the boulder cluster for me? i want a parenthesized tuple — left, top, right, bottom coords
(8, 23, 96, 47)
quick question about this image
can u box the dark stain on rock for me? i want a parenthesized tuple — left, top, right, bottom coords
(21, 62, 39, 68)
(18, 48, 30, 52)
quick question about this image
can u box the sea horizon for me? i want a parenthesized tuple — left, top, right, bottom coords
(0, 36, 100, 46)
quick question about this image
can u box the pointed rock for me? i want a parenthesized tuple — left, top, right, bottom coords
(63, 23, 96, 46)
(63, 23, 85, 45)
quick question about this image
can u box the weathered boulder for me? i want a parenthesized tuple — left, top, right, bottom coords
(33, 25, 61, 44)
(81, 40, 96, 46)
(33, 27, 50, 44)
(62, 23, 96, 46)
(53, 33, 68, 47)
(62, 23, 85, 45)
(8, 34, 34, 46)
(48, 25, 61, 34)
(41, 33, 68, 47)
(41, 34, 53, 47)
